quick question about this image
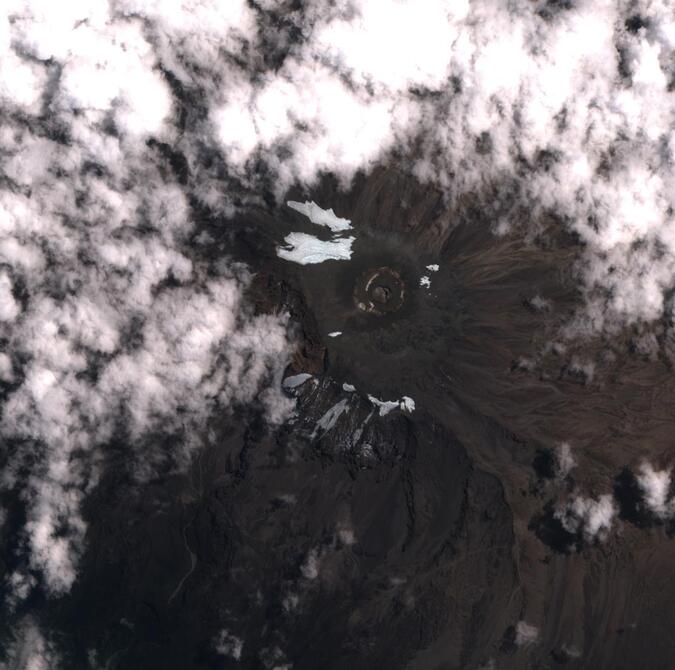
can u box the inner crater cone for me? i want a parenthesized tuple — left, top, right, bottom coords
(354, 266, 405, 315)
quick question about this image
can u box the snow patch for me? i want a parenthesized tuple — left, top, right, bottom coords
(337, 524, 356, 546)
(368, 394, 415, 416)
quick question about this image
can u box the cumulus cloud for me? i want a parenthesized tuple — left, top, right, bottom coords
(0, 2, 294, 598)
(0, 618, 59, 670)
(555, 493, 617, 542)
(635, 462, 675, 519)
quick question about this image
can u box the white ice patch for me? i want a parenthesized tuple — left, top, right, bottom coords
(279, 200, 355, 265)
(368, 394, 416, 416)
(342, 383, 356, 392)
(350, 410, 373, 447)
(426, 264, 439, 272)
(287, 200, 352, 232)
(420, 276, 431, 288)
(283, 373, 313, 390)
(312, 399, 350, 436)
(400, 396, 416, 413)
(328, 331, 342, 337)
(277, 233, 354, 265)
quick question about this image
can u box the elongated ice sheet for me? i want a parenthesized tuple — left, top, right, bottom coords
(277, 233, 354, 265)
(287, 200, 352, 232)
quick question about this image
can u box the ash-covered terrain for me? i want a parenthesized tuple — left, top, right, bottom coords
(3, 1, 675, 669)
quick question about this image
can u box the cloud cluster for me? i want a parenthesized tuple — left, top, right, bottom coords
(542, 460, 675, 547)
(555, 493, 617, 543)
(0, 2, 293, 598)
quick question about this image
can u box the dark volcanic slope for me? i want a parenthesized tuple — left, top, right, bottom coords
(227, 166, 675, 669)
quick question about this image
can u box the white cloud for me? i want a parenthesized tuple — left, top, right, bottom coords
(0, 618, 59, 670)
(636, 462, 675, 519)
(300, 548, 320, 580)
(555, 493, 617, 542)
(555, 442, 576, 478)
(515, 620, 539, 646)
(0, 3, 294, 599)
(214, 629, 244, 661)
(0, 272, 20, 322)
